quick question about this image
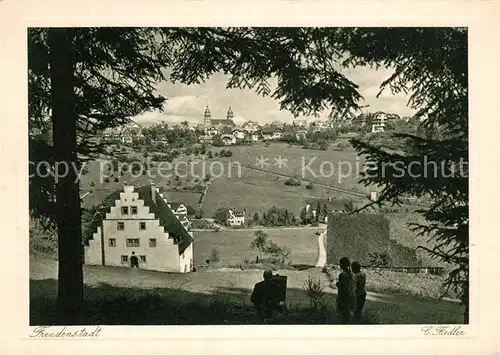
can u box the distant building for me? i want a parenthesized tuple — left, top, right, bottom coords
(84, 183, 194, 273)
(203, 105, 236, 142)
(302, 198, 350, 223)
(167, 202, 190, 230)
(371, 112, 387, 133)
(242, 120, 260, 133)
(261, 127, 274, 141)
(295, 129, 308, 141)
(272, 127, 283, 140)
(227, 208, 246, 226)
(232, 127, 246, 140)
(221, 134, 236, 146)
(250, 132, 261, 143)
(293, 119, 308, 128)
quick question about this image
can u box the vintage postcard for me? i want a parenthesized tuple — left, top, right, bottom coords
(0, 0, 499, 354)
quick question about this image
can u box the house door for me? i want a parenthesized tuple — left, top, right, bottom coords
(130, 255, 139, 268)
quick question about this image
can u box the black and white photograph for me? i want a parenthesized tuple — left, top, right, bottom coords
(27, 25, 470, 327)
(2, 1, 499, 354)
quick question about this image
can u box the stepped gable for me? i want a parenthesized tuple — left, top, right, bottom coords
(83, 185, 193, 255)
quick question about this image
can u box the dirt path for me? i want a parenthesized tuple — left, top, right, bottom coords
(315, 230, 327, 267)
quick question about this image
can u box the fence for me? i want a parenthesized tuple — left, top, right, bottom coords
(361, 266, 445, 276)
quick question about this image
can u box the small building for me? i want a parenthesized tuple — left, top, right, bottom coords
(221, 134, 236, 146)
(272, 127, 283, 140)
(227, 208, 246, 226)
(232, 127, 246, 140)
(261, 127, 274, 141)
(84, 183, 194, 273)
(250, 132, 261, 143)
(242, 120, 260, 133)
(371, 112, 387, 133)
(168, 202, 190, 230)
(295, 129, 308, 141)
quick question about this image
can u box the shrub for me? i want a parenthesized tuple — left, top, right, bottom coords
(114, 177, 119, 183)
(306, 182, 314, 190)
(302, 275, 325, 310)
(368, 252, 392, 267)
(103, 177, 110, 183)
(284, 177, 301, 186)
(210, 248, 220, 263)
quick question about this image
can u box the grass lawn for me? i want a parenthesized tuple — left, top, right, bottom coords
(193, 229, 320, 267)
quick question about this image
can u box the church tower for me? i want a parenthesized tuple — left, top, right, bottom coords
(226, 105, 234, 120)
(203, 105, 212, 128)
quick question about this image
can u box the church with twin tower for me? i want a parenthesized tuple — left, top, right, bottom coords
(203, 104, 236, 129)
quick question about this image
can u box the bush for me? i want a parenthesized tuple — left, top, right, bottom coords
(306, 182, 314, 190)
(368, 252, 392, 267)
(103, 177, 110, 183)
(302, 275, 325, 310)
(284, 177, 301, 186)
(210, 248, 220, 263)
(114, 177, 119, 183)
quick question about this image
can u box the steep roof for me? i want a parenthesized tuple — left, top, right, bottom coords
(168, 202, 183, 211)
(211, 119, 236, 127)
(84, 185, 193, 254)
(136, 185, 193, 254)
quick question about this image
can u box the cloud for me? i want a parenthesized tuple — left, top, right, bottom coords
(133, 65, 415, 125)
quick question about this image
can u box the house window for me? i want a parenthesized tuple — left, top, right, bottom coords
(109, 238, 116, 247)
(149, 238, 157, 247)
(117, 222, 125, 231)
(126, 238, 140, 247)
(139, 222, 146, 230)
(121, 255, 128, 263)
(121, 206, 129, 215)
(140, 255, 147, 263)
(131, 206, 138, 215)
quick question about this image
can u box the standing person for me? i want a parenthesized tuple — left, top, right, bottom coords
(351, 261, 367, 321)
(130, 251, 139, 268)
(336, 256, 356, 323)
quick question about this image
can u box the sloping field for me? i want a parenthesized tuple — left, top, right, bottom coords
(211, 143, 371, 193)
(29, 253, 464, 325)
(202, 167, 364, 217)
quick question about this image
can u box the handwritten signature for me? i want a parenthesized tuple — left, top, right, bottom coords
(30, 326, 102, 338)
(421, 326, 465, 336)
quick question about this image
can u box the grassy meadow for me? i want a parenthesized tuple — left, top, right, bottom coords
(193, 229, 320, 267)
(211, 143, 371, 193)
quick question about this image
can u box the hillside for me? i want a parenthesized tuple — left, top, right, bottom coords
(30, 252, 463, 325)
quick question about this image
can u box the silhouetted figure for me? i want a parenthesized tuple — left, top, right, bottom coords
(336, 257, 356, 323)
(251, 270, 282, 319)
(130, 251, 139, 268)
(351, 261, 367, 321)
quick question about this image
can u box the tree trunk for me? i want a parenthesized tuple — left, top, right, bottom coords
(48, 28, 83, 325)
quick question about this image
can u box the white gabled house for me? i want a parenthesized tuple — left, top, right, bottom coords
(84, 183, 194, 273)
(227, 208, 246, 226)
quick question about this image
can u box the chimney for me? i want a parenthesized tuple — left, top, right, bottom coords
(150, 181, 156, 203)
(370, 191, 377, 201)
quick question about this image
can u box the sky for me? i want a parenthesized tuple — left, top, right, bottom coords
(132, 65, 416, 126)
